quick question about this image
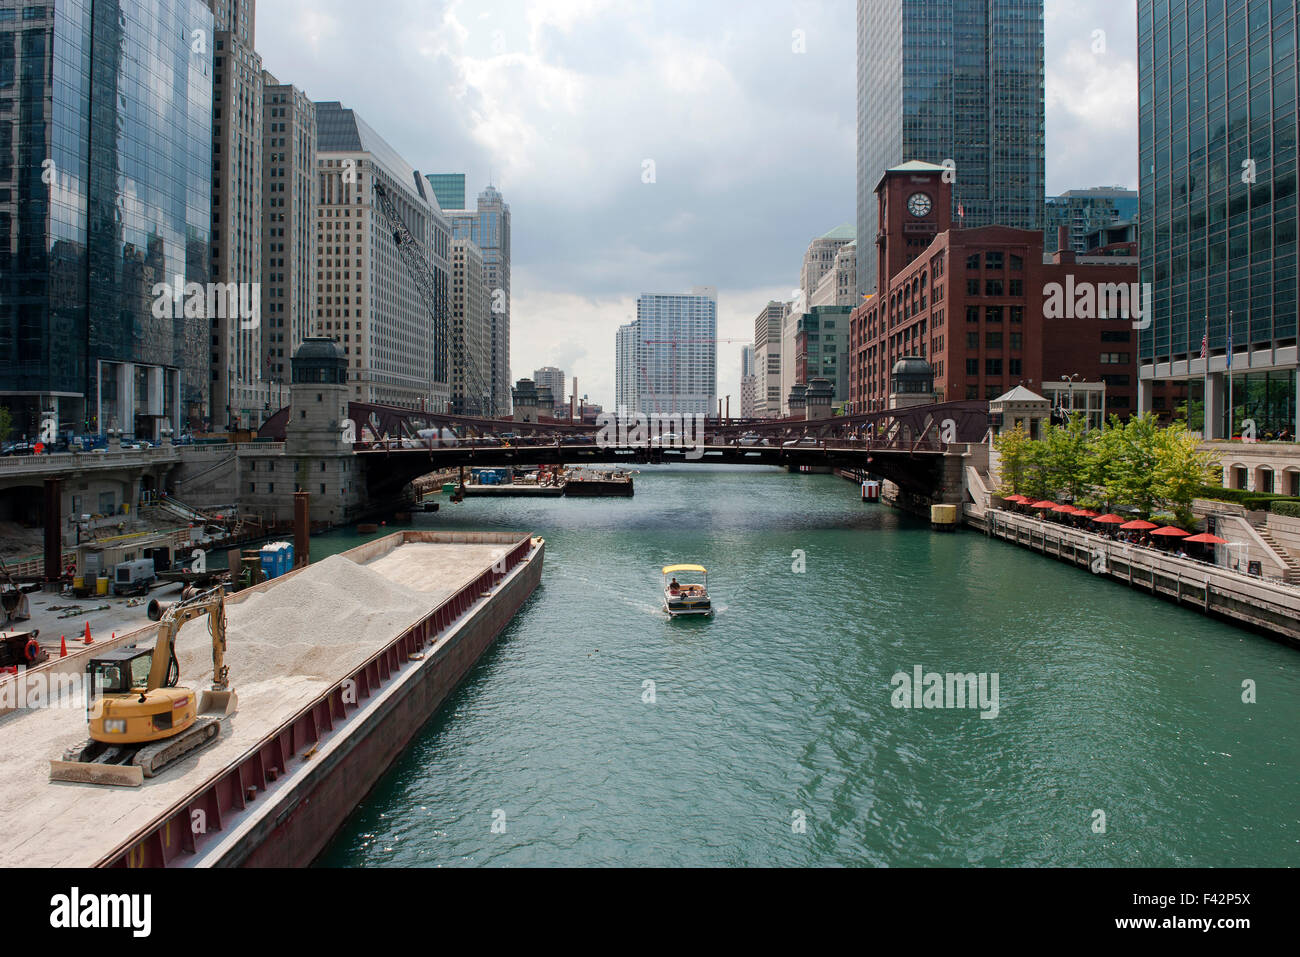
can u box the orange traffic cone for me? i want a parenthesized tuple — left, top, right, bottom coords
(60, 636, 67, 657)
(83, 622, 93, 644)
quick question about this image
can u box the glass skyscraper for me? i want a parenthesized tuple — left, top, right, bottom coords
(0, 0, 214, 437)
(1138, 0, 1299, 441)
(856, 0, 1045, 295)
(425, 173, 465, 213)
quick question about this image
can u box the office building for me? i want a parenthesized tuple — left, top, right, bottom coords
(753, 301, 784, 417)
(1137, 0, 1299, 443)
(615, 288, 717, 416)
(0, 0, 215, 438)
(446, 185, 511, 415)
(856, 0, 1046, 296)
(315, 101, 450, 410)
(740, 345, 756, 418)
(207, 1, 265, 428)
(1044, 187, 1139, 255)
(261, 73, 316, 412)
(425, 173, 466, 213)
(533, 366, 565, 416)
(451, 238, 490, 415)
(848, 162, 1152, 421)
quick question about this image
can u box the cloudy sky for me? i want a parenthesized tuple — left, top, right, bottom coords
(258, 0, 1139, 410)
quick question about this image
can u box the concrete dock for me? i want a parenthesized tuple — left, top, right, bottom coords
(0, 530, 543, 867)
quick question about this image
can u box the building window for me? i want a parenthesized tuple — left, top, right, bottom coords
(986, 358, 1002, 375)
(966, 254, 980, 270)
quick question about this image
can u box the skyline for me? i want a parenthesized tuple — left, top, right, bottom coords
(254, 0, 1139, 411)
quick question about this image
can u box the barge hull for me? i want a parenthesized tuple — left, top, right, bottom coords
(212, 544, 542, 866)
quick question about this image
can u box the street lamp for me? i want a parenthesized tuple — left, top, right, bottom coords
(1060, 374, 1082, 422)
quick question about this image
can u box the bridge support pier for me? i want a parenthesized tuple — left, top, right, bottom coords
(43, 478, 62, 583)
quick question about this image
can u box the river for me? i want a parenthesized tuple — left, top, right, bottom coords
(312, 464, 1299, 866)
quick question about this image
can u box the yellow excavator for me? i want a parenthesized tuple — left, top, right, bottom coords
(49, 586, 238, 787)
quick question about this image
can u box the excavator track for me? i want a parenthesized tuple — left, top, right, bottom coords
(132, 716, 221, 777)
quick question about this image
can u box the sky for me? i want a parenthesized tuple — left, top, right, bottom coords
(257, 0, 1140, 411)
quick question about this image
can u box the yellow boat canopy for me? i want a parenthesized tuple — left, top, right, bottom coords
(662, 564, 707, 575)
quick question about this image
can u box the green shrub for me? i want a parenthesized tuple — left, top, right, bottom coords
(1195, 485, 1300, 512)
(1272, 501, 1300, 519)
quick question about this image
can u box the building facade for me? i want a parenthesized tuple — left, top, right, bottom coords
(740, 345, 756, 418)
(800, 225, 856, 303)
(447, 185, 510, 415)
(615, 289, 717, 416)
(315, 101, 450, 410)
(533, 366, 565, 417)
(1137, 0, 1299, 442)
(812, 241, 859, 307)
(450, 238, 490, 415)
(792, 306, 853, 407)
(753, 301, 783, 418)
(207, 3, 264, 428)
(260, 73, 316, 415)
(0, 0, 215, 439)
(849, 163, 1151, 421)
(1044, 187, 1139, 255)
(425, 173, 465, 213)
(856, 0, 1046, 296)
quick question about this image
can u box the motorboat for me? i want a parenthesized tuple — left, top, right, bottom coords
(662, 563, 712, 617)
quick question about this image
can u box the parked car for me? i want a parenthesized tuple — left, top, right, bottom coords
(1, 442, 35, 456)
(739, 432, 771, 447)
(782, 436, 820, 448)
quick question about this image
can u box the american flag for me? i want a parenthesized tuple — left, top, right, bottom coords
(1200, 325, 1208, 360)
(957, 201, 965, 220)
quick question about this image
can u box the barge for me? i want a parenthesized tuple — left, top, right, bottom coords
(0, 529, 544, 867)
(563, 467, 635, 497)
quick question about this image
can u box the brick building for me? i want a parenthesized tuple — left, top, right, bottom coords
(848, 162, 1173, 423)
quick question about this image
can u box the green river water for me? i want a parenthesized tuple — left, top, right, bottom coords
(309, 464, 1297, 867)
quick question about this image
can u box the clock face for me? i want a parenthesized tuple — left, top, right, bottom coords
(907, 192, 932, 218)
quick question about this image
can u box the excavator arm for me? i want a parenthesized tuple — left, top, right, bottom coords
(144, 587, 231, 693)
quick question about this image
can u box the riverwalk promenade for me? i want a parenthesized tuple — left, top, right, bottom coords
(967, 507, 1300, 647)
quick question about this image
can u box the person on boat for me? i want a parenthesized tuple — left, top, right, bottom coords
(669, 578, 681, 595)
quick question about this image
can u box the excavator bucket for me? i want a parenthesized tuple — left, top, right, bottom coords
(197, 688, 238, 716)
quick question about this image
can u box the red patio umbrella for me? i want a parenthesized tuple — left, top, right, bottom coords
(1074, 509, 1100, 518)
(1120, 519, 1158, 530)
(1003, 494, 1028, 503)
(1092, 514, 1126, 524)
(1030, 500, 1056, 509)
(1184, 533, 1228, 545)
(1150, 526, 1191, 537)
(1051, 504, 1078, 513)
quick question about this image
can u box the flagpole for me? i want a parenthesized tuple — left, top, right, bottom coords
(1227, 309, 1234, 438)
(1203, 315, 1209, 437)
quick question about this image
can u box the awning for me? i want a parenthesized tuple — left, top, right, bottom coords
(662, 564, 707, 575)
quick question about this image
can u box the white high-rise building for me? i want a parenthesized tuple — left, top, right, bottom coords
(451, 239, 490, 415)
(314, 101, 450, 410)
(615, 288, 717, 416)
(740, 345, 756, 418)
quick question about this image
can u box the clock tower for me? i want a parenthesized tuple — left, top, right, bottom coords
(875, 160, 953, 289)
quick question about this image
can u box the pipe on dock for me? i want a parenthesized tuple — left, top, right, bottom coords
(294, 491, 310, 568)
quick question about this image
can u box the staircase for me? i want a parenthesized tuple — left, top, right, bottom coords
(1254, 526, 1300, 584)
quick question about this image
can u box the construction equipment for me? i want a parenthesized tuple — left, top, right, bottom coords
(0, 628, 46, 668)
(49, 586, 237, 787)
